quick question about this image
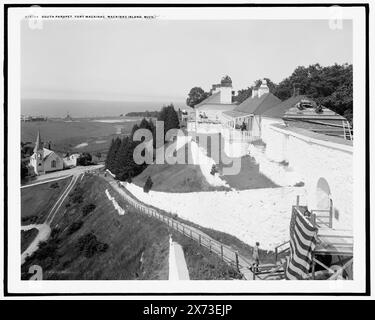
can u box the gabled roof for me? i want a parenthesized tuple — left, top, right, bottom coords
(197, 104, 236, 111)
(43, 148, 54, 160)
(263, 95, 308, 118)
(223, 92, 281, 118)
(222, 110, 249, 118)
(196, 92, 221, 107)
(263, 95, 347, 120)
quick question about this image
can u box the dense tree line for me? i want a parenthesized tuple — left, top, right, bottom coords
(106, 104, 180, 181)
(187, 63, 353, 123)
(273, 63, 353, 123)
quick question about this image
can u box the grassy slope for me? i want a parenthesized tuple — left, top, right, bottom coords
(132, 163, 224, 193)
(22, 175, 241, 280)
(132, 141, 229, 193)
(21, 229, 38, 253)
(21, 177, 71, 224)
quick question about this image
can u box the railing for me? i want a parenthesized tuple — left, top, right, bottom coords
(310, 209, 333, 228)
(274, 240, 290, 264)
(252, 263, 286, 280)
(110, 179, 252, 276)
(221, 127, 260, 143)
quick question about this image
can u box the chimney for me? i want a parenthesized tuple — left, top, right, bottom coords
(293, 83, 301, 96)
(294, 87, 301, 96)
(251, 87, 258, 98)
(258, 79, 269, 97)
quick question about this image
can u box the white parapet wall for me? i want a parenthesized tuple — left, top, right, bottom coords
(257, 122, 353, 230)
(189, 140, 230, 188)
(248, 144, 304, 187)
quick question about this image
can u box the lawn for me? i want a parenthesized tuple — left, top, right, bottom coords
(21, 228, 38, 253)
(132, 163, 227, 193)
(21, 177, 71, 225)
(21, 175, 240, 280)
(132, 140, 229, 193)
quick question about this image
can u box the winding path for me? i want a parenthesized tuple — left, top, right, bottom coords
(21, 172, 84, 264)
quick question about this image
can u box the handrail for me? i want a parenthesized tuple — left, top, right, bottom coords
(274, 240, 290, 264)
(108, 179, 253, 276)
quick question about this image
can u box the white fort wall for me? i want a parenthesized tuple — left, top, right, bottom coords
(252, 121, 353, 230)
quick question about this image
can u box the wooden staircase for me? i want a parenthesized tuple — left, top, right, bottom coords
(342, 120, 353, 141)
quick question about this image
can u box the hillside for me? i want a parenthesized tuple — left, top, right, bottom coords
(132, 163, 228, 193)
(21, 175, 240, 280)
(21, 177, 71, 225)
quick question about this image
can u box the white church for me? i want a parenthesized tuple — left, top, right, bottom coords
(29, 131, 64, 175)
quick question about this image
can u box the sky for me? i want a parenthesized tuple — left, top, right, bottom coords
(21, 19, 352, 103)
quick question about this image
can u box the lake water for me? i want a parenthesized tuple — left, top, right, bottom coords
(21, 98, 186, 118)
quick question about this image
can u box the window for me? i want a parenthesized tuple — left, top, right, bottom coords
(51, 160, 56, 168)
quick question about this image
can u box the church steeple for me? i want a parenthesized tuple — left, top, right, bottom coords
(32, 130, 45, 175)
(33, 130, 43, 153)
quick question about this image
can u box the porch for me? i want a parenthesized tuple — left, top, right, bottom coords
(252, 204, 353, 280)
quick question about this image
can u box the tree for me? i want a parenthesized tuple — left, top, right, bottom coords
(157, 104, 180, 138)
(233, 87, 252, 104)
(186, 87, 210, 108)
(21, 161, 28, 180)
(105, 137, 121, 172)
(77, 153, 92, 166)
(273, 63, 353, 123)
(143, 176, 153, 193)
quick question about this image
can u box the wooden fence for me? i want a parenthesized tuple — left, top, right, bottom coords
(112, 180, 252, 275)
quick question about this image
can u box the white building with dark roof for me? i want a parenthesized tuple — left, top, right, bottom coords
(193, 75, 237, 123)
(29, 131, 64, 175)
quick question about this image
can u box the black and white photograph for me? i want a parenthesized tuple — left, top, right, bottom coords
(1, 1, 372, 299)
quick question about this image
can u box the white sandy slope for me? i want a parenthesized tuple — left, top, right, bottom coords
(124, 182, 307, 251)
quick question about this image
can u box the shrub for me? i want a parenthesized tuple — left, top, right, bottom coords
(67, 220, 84, 235)
(143, 176, 153, 193)
(22, 215, 38, 224)
(76, 232, 108, 258)
(210, 164, 218, 175)
(71, 187, 84, 204)
(77, 153, 92, 166)
(82, 203, 96, 216)
(50, 182, 59, 189)
(294, 181, 305, 187)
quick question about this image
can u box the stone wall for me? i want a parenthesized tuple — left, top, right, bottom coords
(251, 121, 353, 230)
